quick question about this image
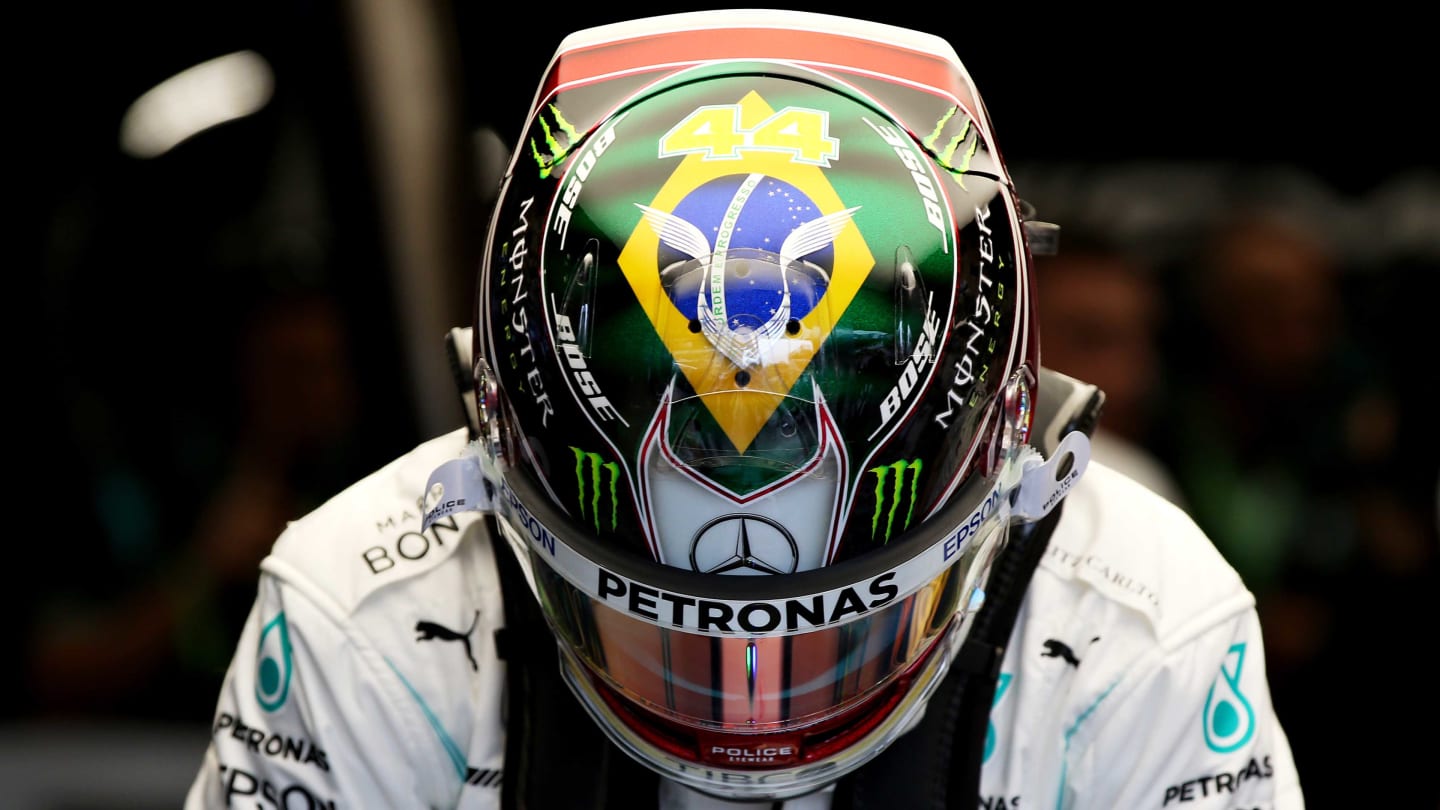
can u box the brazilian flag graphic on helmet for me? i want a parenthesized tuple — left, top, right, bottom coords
(482, 58, 1027, 568)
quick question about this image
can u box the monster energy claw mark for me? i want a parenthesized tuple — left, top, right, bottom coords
(921, 107, 956, 154)
(571, 446, 620, 531)
(529, 104, 581, 179)
(921, 107, 979, 179)
(869, 459, 922, 542)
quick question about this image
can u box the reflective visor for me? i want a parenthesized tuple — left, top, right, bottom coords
(530, 537, 973, 736)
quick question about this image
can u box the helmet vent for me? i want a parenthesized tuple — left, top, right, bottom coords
(559, 240, 601, 358)
(892, 245, 927, 361)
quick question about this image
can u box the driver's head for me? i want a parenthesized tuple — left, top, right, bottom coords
(470, 10, 1041, 800)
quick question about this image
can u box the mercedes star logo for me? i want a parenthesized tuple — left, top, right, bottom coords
(689, 514, 799, 575)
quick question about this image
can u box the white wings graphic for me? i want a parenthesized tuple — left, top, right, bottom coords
(636, 204, 711, 261)
(636, 202, 859, 370)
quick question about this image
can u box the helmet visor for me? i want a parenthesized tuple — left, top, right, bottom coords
(490, 458, 1011, 771)
(532, 537, 978, 736)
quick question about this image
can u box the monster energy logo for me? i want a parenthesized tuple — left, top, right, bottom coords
(529, 104, 581, 179)
(922, 107, 980, 182)
(869, 459, 922, 543)
(572, 446, 619, 531)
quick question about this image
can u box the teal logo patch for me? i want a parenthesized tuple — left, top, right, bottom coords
(1203, 642, 1256, 753)
(256, 611, 294, 712)
(983, 672, 1013, 763)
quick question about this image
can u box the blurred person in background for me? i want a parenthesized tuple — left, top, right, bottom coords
(1156, 206, 1438, 804)
(23, 1, 447, 732)
(1327, 247, 1440, 803)
(1032, 227, 1184, 507)
(1158, 209, 1379, 601)
(25, 288, 367, 719)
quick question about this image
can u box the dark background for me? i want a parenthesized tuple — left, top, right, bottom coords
(22, 2, 1438, 807)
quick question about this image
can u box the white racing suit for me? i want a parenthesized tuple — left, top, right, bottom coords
(185, 426, 1304, 809)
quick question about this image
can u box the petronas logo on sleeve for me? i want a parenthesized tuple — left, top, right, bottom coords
(255, 611, 294, 712)
(572, 447, 619, 531)
(869, 459, 922, 543)
(1203, 642, 1257, 753)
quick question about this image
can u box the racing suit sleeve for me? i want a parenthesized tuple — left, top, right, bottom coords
(1061, 603, 1305, 809)
(184, 570, 468, 809)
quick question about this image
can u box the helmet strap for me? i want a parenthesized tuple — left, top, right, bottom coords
(446, 326, 481, 441)
(489, 513, 660, 809)
(835, 367, 1103, 808)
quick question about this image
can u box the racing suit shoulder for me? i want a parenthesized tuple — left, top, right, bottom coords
(979, 460, 1304, 809)
(1038, 457, 1252, 639)
(186, 428, 510, 809)
(265, 426, 479, 615)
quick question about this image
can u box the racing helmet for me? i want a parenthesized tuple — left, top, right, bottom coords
(469, 10, 1049, 800)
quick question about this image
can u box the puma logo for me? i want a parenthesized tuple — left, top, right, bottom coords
(1041, 636, 1100, 668)
(416, 611, 480, 671)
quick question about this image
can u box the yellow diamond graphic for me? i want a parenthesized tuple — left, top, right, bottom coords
(618, 91, 874, 453)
